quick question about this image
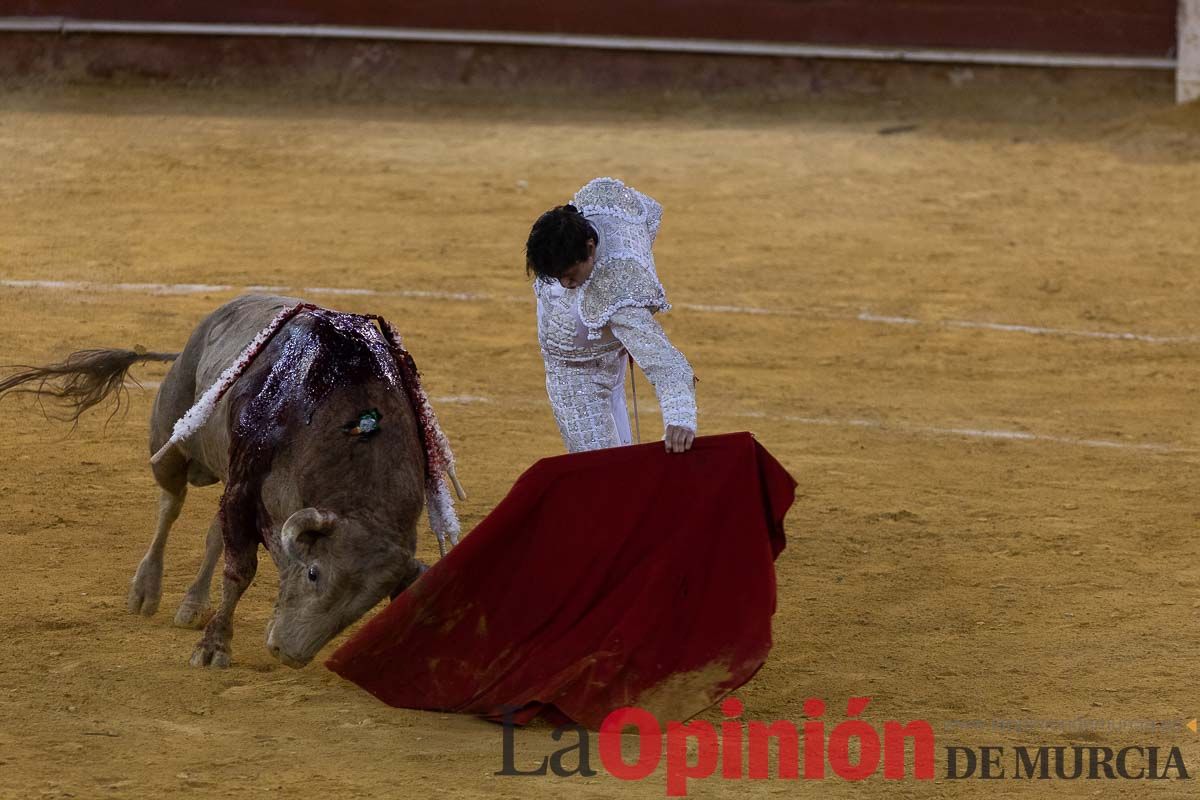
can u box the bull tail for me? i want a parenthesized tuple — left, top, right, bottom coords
(0, 348, 179, 426)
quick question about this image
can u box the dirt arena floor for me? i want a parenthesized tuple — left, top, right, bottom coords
(2, 66, 1200, 798)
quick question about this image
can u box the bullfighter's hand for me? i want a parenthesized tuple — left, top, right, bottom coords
(664, 425, 695, 454)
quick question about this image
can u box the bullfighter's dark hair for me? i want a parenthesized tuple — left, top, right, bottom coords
(524, 204, 597, 283)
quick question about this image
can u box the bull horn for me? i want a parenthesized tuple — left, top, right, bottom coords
(280, 508, 338, 559)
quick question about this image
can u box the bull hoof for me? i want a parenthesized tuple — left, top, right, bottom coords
(127, 560, 163, 617)
(173, 599, 211, 629)
(189, 642, 231, 668)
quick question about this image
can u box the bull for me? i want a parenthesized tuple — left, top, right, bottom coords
(0, 294, 461, 668)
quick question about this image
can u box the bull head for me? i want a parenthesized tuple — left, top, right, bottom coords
(267, 507, 419, 668)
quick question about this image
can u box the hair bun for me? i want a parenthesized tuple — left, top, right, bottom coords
(562, 204, 580, 214)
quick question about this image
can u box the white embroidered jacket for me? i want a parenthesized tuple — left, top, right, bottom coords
(535, 177, 697, 452)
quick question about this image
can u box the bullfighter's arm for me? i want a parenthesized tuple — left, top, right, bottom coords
(607, 306, 696, 435)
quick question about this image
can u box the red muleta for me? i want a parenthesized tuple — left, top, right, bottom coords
(327, 431, 796, 729)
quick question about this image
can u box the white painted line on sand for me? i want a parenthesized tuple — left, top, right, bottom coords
(0, 279, 234, 295)
(675, 302, 796, 316)
(306, 286, 509, 303)
(855, 312, 922, 326)
(748, 412, 1186, 453)
(857, 312, 1200, 344)
(120, 380, 1186, 455)
(940, 318, 1200, 344)
(5, 278, 1197, 346)
(431, 394, 494, 404)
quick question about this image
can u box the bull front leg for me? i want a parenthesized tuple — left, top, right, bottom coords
(190, 538, 257, 668)
(174, 513, 223, 629)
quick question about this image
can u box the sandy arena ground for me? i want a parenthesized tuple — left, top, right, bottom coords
(1, 69, 1200, 798)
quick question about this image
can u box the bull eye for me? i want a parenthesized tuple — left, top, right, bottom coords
(307, 564, 319, 583)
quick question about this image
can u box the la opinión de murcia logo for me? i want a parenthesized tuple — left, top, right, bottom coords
(497, 697, 1193, 796)
(500, 697, 934, 795)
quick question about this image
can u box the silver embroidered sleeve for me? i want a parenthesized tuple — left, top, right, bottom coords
(608, 306, 697, 433)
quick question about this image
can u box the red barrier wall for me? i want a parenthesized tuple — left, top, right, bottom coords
(0, 1, 1178, 58)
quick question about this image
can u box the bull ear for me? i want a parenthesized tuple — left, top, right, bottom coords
(281, 508, 338, 560)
